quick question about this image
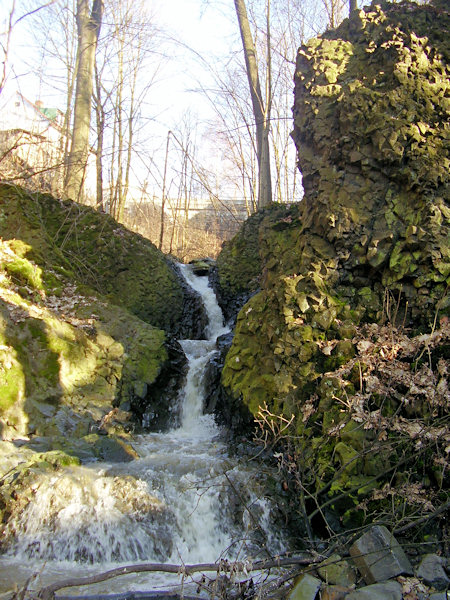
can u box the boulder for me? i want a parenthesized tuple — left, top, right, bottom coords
(287, 573, 322, 600)
(345, 580, 403, 600)
(320, 585, 353, 600)
(416, 554, 450, 591)
(190, 258, 214, 276)
(349, 526, 413, 584)
(218, 0, 449, 540)
(317, 553, 357, 586)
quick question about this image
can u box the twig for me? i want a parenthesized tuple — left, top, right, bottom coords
(393, 500, 450, 535)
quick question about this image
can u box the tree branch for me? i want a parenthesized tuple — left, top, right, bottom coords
(37, 556, 319, 600)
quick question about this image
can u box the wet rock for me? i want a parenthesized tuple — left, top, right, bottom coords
(320, 585, 353, 600)
(83, 433, 138, 462)
(318, 553, 357, 586)
(190, 258, 215, 276)
(209, 264, 258, 326)
(349, 526, 413, 584)
(170, 262, 208, 339)
(287, 573, 322, 600)
(416, 554, 450, 591)
(345, 580, 403, 600)
(136, 337, 186, 431)
(201, 331, 254, 434)
(133, 380, 148, 400)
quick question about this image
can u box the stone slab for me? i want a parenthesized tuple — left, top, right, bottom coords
(345, 580, 403, 600)
(318, 553, 356, 586)
(416, 553, 450, 591)
(320, 584, 353, 600)
(288, 573, 322, 600)
(349, 525, 413, 584)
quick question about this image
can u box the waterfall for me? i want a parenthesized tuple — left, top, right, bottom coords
(176, 263, 230, 434)
(0, 263, 286, 594)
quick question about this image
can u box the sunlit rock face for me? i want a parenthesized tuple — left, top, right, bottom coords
(291, 0, 449, 325)
(218, 0, 449, 533)
(0, 184, 194, 441)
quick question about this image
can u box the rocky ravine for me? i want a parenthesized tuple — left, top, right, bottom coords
(0, 184, 207, 534)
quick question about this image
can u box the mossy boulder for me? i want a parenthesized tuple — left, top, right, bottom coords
(0, 184, 187, 449)
(219, 0, 449, 534)
(0, 184, 184, 332)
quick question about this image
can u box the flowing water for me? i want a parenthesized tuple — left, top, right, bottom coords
(0, 264, 286, 595)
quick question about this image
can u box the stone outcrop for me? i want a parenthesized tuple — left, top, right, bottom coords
(218, 0, 449, 535)
(0, 183, 196, 444)
(0, 184, 205, 554)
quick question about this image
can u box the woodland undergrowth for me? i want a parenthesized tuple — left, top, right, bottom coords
(254, 311, 449, 553)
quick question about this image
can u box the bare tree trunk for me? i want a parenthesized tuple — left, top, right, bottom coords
(233, 0, 272, 208)
(159, 130, 171, 251)
(122, 43, 141, 220)
(65, 0, 103, 202)
(349, 0, 357, 14)
(94, 61, 104, 211)
(115, 42, 124, 220)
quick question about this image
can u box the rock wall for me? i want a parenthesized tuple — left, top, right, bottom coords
(218, 1, 449, 534)
(0, 184, 192, 450)
(293, 0, 449, 326)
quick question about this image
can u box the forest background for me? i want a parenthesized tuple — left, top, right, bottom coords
(0, 0, 384, 261)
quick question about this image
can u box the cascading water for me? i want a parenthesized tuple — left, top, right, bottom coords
(0, 264, 286, 595)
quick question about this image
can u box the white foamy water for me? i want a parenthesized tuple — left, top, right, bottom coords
(0, 264, 285, 595)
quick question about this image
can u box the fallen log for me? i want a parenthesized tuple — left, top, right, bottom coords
(56, 594, 199, 600)
(37, 556, 318, 600)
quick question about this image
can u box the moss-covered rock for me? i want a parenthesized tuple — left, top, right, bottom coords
(0, 184, 184, 332)
(0, 184, 186, 448)
(219, 0, 449, 535)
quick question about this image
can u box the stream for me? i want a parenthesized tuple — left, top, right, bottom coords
(0, 264, 287, 596)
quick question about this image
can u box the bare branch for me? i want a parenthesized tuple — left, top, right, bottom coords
(37, 556, 319, 600)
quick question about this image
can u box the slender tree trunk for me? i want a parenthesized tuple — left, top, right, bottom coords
(94, 62, 104, 211)
(109, 103, 117, 214)
(65, 0, 103, 202)
(233, 0, 272, 208)
(349, 0, 357, 14)
(122, 45, 141, 221)
(159, 131, 171, 251)
(116, 66, 124, 220)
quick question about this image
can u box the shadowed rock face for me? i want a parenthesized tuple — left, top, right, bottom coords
(218, 0, 449, 533)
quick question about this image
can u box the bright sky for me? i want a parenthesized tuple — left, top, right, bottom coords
(1, 0, 234, 107)
(0, 0, 295, 199)
(149, 0, 237, 126)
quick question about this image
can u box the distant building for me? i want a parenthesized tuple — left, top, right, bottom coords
(0, 89, 96, 203)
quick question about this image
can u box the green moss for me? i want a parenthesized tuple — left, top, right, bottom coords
(0, 184, 175, 444)
(218, 0, 449, 536)
(335, 442, 359, 475)
(32, 450, 81, 468)
(5, 257, 43, 290)
(0, 356, 25, 411)
(0, 184, 184, 332)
